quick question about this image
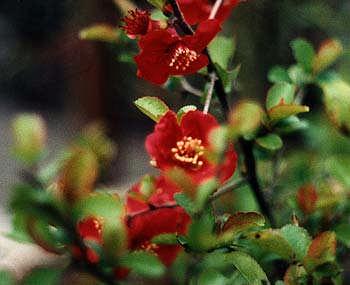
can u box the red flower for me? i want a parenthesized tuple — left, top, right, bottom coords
(175, 0, 239, 25)
(127, 176, 180, 215)
(120, 9, 160, 39)
(74, 217, 103, 263)
(135, 19, 220, 84)
(127, 207, 190, 266)
(146, 110, 237, 184)
(126, 176, 190, 266)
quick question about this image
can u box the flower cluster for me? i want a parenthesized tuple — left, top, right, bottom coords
(74, 110, 238, 275)
(120, 0, 240, 84)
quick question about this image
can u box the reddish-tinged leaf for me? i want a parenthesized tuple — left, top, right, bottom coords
(296, 184, 318, 214)
(222, 212, 265, 233)
(313, 39, 344, 74)
(268, 104, 309, 124)
(304, 231, 336, 272)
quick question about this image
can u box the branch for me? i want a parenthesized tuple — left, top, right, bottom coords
(210, 178, 247, 202)
(239, 138, 276, 227)
(180, 78, 203, 97)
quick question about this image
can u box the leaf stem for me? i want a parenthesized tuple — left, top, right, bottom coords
(209, 178, 247, 202)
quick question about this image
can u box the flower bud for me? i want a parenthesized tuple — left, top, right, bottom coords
(11, 113, 47, 165)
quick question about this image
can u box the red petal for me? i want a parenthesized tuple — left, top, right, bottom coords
(127, 206, 190, 266)
(185, 19, 221, 51)
(180, 110, 218, 146)
(169, 53, 209, 76)
(148, 176, 181, 207)
(145, 111, 182, 170)
(77, 217, 103, 243)
(177, 0, 211, 25)
(218, 145, 238, 183)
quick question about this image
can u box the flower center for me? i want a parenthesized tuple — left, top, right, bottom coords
(140, 241, 159, 253)
(169, 45, 199, 71)
(171, 136, 205, 167)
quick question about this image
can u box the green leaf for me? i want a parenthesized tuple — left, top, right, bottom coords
(73, 193, 126, 257)
(119, 251, 165, 278)
(256, 134, 283, 151)
(215, 63, 241, 93)
(313, 39, 344, 74)
(249, 229, 295, 261)
(195, 179, 219, 211)
(177, 105, 197, 120)
(334, 223, 350, 248)
(291, 39, 315, 72)
(22, 268, 63, 285)
(318, 72, 350, 136)
(226, 251, 268, 284)
(198, 269, 228, 285)
(280, 225, 312, 261)
(187, 207, 216, 251)
(174, 193, 196, 216)
(268, 66, 291, 83)
(266, 82, 296, 110)
(152, 233, 178, 245)
(11, 113, 47, 165)
(208, 36, 235, 69)
(287, 65, 312, 86)
(274, 116, 309, 134)
(268, 104, 309, 124)
(147, 0, 166, 9)
(134, 96, 169, 122)
(0, 271, 15, 285)
(229, 101, 263, 139)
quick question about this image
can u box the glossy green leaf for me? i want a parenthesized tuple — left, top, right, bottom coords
(280, 225, 312, 261)
(266, 82, 296, 110)
(256, 134, 283, 151)
(119, 251, 165, 278)
(249, 229, 295, 260)
(198, 269, 228, 285)
(288, 65, 312, 86)
(208, 36, 235, 69)
(268, 104, 309, 124)
(318, 72, 350, 136)
(226, 251, 269, 284)
(268, 66, 291, 83)
(134, 96, 169, 122)
(215, 63, 241, 93)
(291, 39, 315, 72)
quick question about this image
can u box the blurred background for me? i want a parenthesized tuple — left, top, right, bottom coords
(0, 0, 349, 247)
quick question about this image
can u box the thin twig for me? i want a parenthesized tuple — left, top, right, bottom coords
(203, 73, 217, 113)
(209, 0, 223, 19)
(210, 178, 247, 202)
(180, 78, 203, 97)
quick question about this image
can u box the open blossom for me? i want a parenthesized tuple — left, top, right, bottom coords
(126, 176, 190, 266)
(135, 19, 220, 84)
(175, 0, 240, 25)
(120, 9, 160, 39)
(146, 110, 237, 184)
